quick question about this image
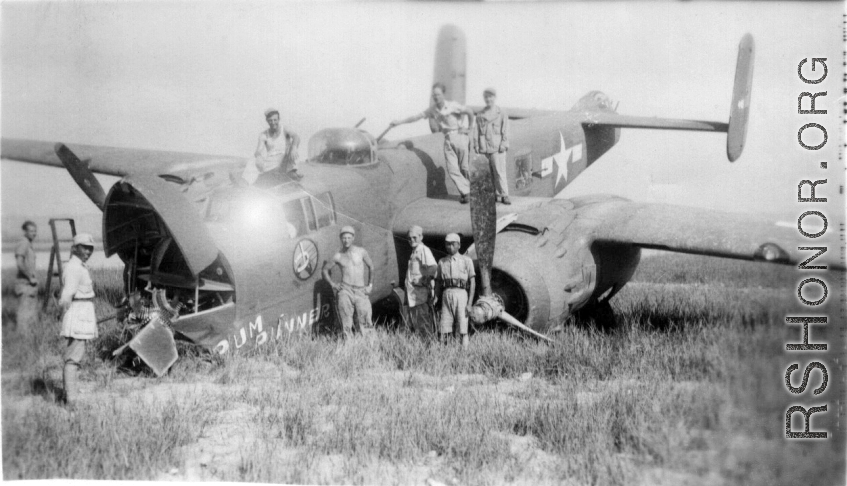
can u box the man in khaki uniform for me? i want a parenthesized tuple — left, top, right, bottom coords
(322, 226, 374, 339)
(404, 225, 437, 335)
(59, 233, 98, 406)
(14, 221, 38, 333)
(434, 233, 476, 349)
(390, 83, 476, 204)
(472, 87, 511, 204)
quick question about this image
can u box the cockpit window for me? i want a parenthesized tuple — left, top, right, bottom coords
(307, 128, 378, 166)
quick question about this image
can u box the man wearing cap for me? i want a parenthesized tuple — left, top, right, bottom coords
(14, 220, 39, 333)
(404, 225, 437, 335)
(472, 88, 511, 205)
(245, 107, 302, 185)
(434, 233, 476, 349)
(59, 233, 98, 406)
(322, 226, 374, 339)
(389, 83, 476, 204)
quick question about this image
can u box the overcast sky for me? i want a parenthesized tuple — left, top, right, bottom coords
(1, 1, 843, 238)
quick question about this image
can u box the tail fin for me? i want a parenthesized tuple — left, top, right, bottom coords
(726, 33, 755, 162)
(430, 24, 467, 133)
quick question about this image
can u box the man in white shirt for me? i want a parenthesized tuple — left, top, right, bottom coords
(59, 233, 97, 406)
(404, 225, 437, 336)
(245, 107, 302, 184)
(390, 83, 476, 203)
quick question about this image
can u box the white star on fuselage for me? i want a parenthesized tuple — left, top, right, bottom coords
(552, 132, 568, 187)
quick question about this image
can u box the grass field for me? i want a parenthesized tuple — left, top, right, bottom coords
(2, 254, 844, 485)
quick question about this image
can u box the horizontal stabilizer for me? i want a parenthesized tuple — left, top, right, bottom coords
(579, 113, 728, 133)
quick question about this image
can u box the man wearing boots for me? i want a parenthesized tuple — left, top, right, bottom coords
(58, 233, 98, 406)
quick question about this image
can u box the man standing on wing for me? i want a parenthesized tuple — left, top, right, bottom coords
(390, 83, 476, 204)
(59, 233, 98, 406)
(472, 87, 511, 204)
(404, 225, 438, 336)
(14, 220, 39, 333)
(434, 233, 476, 350)
(322, 226, 374, 339)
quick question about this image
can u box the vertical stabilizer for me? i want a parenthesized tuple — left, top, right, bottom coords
(431, 25, 467, 133)
(727, 33, 755, 162)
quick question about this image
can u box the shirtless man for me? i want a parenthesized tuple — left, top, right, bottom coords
(322, 226, 374, 338)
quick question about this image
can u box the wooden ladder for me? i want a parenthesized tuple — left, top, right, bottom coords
(43, 218, 76, 311)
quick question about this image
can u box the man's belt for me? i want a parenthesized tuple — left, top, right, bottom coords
(442, 129, 469, 135)
(441, 278, 468, 290)
(72, 297, 94, 301)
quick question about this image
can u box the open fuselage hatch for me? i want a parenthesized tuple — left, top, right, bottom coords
(103, 175, 235, 318)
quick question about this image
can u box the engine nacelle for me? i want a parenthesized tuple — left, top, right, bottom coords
(489, 229, 640, 334)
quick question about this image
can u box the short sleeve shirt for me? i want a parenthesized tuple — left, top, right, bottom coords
(437, 254, 476, 282)
(15, 238, 35, 281)
(421, 101, 467, 132)
(406, 244, 437, 289)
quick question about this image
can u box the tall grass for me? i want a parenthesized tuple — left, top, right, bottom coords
(2, 256, 844, 485)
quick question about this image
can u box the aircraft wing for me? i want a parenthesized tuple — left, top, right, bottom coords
(395, 196, 843, 270)
(1, 138, 246, 178)
(579, 197, 843, 270)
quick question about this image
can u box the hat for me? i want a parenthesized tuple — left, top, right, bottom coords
(408, 225, 423, 237)
(445, 233, 460, 243)
(264, 107, 279, 118)
(483, 87, 497, 96)
(73, 233, 95, 247)
(340, 226, 356, 236)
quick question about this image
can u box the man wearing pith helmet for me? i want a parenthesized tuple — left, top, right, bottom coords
(322, 226, 375, 339)
(59, 233, 98, 406)
(434, 233, 476, 350)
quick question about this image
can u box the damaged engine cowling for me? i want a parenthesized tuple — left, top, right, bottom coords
(485, 213, 641, 335)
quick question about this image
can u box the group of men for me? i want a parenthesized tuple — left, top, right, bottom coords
(250, 83, 511, 205)
(391, 83, 511, 205)
(13, 221, 98, 406)
(321, 224, 477, 349)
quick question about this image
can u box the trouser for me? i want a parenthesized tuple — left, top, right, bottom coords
(62, 338, 87, 404)
(14, 280, 38, 333)
(336, 285, 373, 339)
(485, 151, 509, 197)
(406, 301, 437, 338)
(444, 133, 471, 196)
(439, 288, 469, 335)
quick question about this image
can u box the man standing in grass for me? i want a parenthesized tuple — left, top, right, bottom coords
(404, 225, 438, 336)
(434, 233, 476, 350)
(14, 220, 39, 333)
(322, 226, 374, 339)
(59, 233, 98, 406)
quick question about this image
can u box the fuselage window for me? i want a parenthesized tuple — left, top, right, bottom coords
(302, 197, 318, 232)
(281, 199, 307, 237)
(313, 192, 336, 228)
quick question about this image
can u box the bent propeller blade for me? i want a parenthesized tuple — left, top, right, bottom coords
(499, 311, 554, 343)
(469, 153, 496, 296)
(54, 143, 107, 210)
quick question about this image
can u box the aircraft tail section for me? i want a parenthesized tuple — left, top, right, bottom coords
(430, 24, 467, 133)
(727, 33, 754, 162)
